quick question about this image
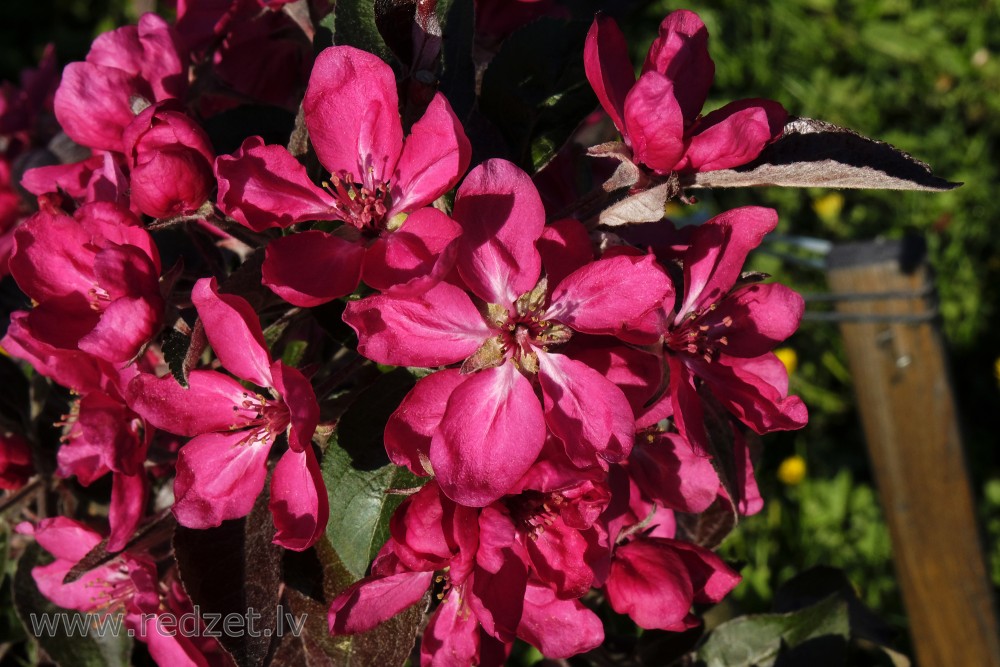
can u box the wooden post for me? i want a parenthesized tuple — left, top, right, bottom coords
(826, 237, 1000, 667)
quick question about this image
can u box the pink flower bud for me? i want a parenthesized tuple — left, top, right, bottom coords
(0, 432, 33, 490)
(123, 102, 214, 219)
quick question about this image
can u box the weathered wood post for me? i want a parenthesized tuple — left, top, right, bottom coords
(825, 236, 1000, 667)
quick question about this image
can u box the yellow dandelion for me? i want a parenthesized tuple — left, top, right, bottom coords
(812, 192, 843, 221)
(775, 347, 798, 375)
(778, 455, 807, 486)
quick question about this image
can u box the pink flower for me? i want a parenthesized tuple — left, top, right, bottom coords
(346, 159, 672, 505)
(650, 207, 808, 453)
(215, 45, 471, 305)
(504, 450, 613, 598)
(328, 482, 604, 664)
(570, 338, 764, 516)
(54, 14, 187, 153)
(584, 10, 786, 176)
(7, 202, 164, 364)
(126, 277, 326, 550)
(604, 535, 740, 631)
(19, 517, 159, 617)
(18, 517, 223, 667)
(122, 101, 215, 219)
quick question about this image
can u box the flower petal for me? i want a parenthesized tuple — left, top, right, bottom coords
(216, 137, 337, 232)
(537, 352, 634, 468)
(173, 430, 271, 528)
(628, 432, 719, 514)
(328, 571, 433, 634)
(431, 364, 545, 506)
(87, 13, 186, 101)
(304, 46, 402, 183)
(53, 63, 137, 152)
(565, 337, 669, 429)
(546, 254, 672, 336)
(605, 538, 698, 631)
(126, 370, 253, 437)
(390, 93, 471, 216)
(699, 353, 808, 434)
(9, 211, 96, 302)
(79, 295, 162, 363)
(262, 230, 365, 307)
(390, 481, 479, 571)
(518, 582, 604, 659)
(678, 99, 787, 173)
(642, 10, 714, 124)
(361, 207, 461, 293)
(678, 206, 778, 317)
(344, 281, 490, 367)
(667, 539, 742, 603)
(453, 159, 544, 305)
(384, 369, 465, 476)
(269, 360, 319, 453)
(584, 14, 635, 135)
(192, 277, 273, 388)
(709, 283, 804, 358)
(469, 507, 527, 642)
(107, 471, 148, 552)
(622, 72, 686, 174)
(270, 447, 327, 551)
(421, 591, 483, 667)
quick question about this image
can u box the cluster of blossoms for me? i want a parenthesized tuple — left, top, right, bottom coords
(0, 3, 808, 665)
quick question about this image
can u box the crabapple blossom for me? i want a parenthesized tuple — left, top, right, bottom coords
(126, 278, 326, 550)
(215, 45, 471, 304)
(346, 159, 671, 505)
(584, 10, 786, 177)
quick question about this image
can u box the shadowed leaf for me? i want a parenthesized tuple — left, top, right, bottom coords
(598, 179, 678, 227)
(173, 491, 282, 667)
(684, 117, 960, 192)
(323, 0, 396, 67)
(698, 594, 850, 667)
(273, 539, 426, 666)
(479, 18, 597, 172)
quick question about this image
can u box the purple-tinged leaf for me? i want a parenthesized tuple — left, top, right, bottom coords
(598, 179, 680, 227)
(684, 117, 959, 192)
(273, 540, 427, 666)
(173, 489, 282, 667)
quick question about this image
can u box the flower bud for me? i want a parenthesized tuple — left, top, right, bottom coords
(0, 431, 33, 490)
(123, 102, 215, 219)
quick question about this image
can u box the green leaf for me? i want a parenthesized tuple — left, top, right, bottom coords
(13, 543, 133, 667)
(323, 0, 395, 67)
(479, 18, 598, 172)
(281, 340, 309, 368)
(697, 594, 850, 667)
(323, 369, 425, 578)
(323, 441, 425, 580)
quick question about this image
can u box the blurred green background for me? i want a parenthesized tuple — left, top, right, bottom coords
(3, 0, 999, 659)
(624, 0, 1000, 652)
